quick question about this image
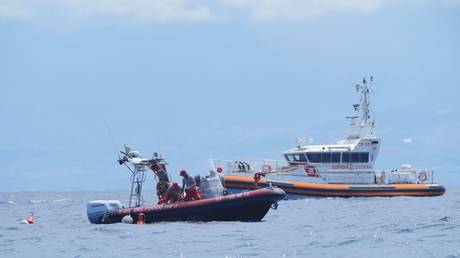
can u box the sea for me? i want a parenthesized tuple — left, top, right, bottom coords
(1, 189, 459, 258)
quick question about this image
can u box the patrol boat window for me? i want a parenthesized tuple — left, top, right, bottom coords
(360, 152, 369, 163)
(307, 153, 321, 163)
(351, 153, 360, 163)
(287, 153, 307, 163)
(342, 152, 350, 163)
(321, 153, 332, 163)
(341, 152, 369, 163)
(305, 152, 342, 163)
(301, 154, 308, 162)
(331, 153, 341, 163)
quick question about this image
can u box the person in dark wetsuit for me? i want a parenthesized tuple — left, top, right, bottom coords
(158, 182, 181, 204)
(150, 161, 170, 201)
(180, 170, 201, 201)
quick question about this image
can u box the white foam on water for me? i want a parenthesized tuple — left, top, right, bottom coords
(29, 200, 48, 204)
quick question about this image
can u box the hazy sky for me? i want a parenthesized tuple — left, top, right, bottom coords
(1, 0, 459, 191)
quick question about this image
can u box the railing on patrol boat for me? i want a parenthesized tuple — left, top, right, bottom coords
(209, 158, 288, 174)
(210, 158, 439, 185)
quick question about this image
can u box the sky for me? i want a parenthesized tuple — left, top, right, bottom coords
(1, 0, 459, 191)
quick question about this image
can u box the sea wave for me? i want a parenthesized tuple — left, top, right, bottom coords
(0, 189, 459, 258)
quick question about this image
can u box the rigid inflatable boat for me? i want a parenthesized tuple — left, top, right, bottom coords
(88, 187, 285, 224)
(87, 148, 285, 224)
(211, 77, 446, 198)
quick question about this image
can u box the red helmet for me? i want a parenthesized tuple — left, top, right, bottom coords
(172, 182, 179, 188)
(180, 170, 188, 177)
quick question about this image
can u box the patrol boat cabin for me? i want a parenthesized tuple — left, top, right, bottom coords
(284, 134, 380, 184)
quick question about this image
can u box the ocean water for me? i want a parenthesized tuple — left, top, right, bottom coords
(1, 189, 459, 258)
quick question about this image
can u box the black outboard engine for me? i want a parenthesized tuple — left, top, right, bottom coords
(87, 200, 122, 224)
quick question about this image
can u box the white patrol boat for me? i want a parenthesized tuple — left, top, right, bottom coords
(211, 77, 445, 197)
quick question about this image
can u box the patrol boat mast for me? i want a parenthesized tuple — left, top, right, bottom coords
(347, 76, 376, 136)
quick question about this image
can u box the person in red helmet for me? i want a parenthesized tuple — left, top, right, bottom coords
(180, 170, 201, 201)
(158, 182, 181, 204)
(26, 212, 35, 224)
(137, 213, 145, 224)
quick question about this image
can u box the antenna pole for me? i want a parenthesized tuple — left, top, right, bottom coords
(351, 76, 375, 135)
(104, 121, 120, 156)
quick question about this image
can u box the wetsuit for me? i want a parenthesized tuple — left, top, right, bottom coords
(156, 170, 170, 182)
(159, 184, 181, 204)
(155, 170, 170, 200)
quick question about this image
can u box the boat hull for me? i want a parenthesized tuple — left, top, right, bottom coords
(89, 187, 285, 224)
(224, 175, 445, 198)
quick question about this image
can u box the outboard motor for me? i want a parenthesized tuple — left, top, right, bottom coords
(87, 200, 122, 224)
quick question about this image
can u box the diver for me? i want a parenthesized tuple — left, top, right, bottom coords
(20, 212, 35, 225)
(154, 170, 170, 201)
(158, 182, 181, 204)
(254, 172, 266, 189)
(180, 170, 202, 201)
(137, 213, 145, 224)
(26, 212, 35, 224)
(149, 156, 171, 202)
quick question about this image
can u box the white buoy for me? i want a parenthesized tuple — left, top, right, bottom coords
(122, 215, 133, 224)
